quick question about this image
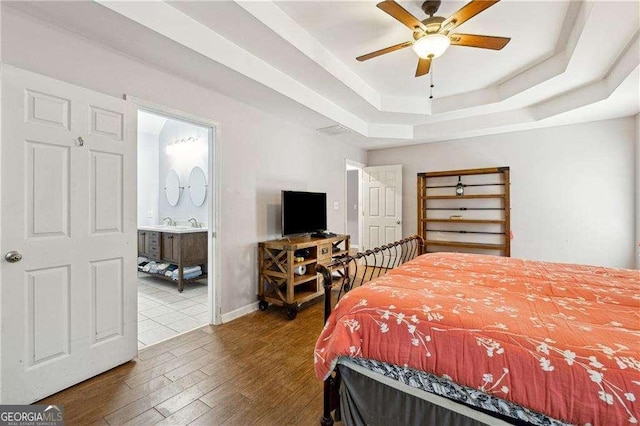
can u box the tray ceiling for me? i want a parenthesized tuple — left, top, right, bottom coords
(5, 0, 639, 148)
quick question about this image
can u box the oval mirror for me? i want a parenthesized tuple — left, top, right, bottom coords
(165, 169, 181, 206)
(188, 166, 207, 207)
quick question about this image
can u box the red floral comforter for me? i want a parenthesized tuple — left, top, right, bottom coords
(314, 253, 640, 425)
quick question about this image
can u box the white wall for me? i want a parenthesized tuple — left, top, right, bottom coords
(369, 118, 637, 269)
(157, 119, 209, 226)
(346, 170, 359, 246)
(635, 114, 640, 269)
(1, 9, 366, 315)
(137, 132, 160, 227)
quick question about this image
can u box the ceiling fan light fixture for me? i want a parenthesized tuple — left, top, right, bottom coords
(412, 33, 450, 59)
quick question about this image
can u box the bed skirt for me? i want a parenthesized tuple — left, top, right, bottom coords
(337, 358, 561, 426)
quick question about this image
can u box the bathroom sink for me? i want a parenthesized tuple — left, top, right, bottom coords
(138, 224, 207, 233)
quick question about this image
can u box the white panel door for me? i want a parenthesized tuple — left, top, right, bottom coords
(0, 66, 137, 404)
(362, 165, 403, 251)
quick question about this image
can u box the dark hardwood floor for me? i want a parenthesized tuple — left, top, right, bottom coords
(38, 300, 330, 425)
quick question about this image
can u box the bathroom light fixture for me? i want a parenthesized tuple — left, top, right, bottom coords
(166, 136, 199, 155)
(412, 33, 450, 59)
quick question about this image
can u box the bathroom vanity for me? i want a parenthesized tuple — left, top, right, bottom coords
(138, 225, 207, 292)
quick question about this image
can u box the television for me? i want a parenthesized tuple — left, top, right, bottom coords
(281, 190, 327, 236)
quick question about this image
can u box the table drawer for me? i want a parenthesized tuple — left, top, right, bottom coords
(317, 243, 332, 263)
(147, 231, 160, 244)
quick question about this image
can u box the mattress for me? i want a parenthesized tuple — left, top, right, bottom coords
(314, 253, 640, 425)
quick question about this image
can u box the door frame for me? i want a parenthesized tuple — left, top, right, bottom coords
(126, 96, 222, 325)
(344, 159, 365, 250)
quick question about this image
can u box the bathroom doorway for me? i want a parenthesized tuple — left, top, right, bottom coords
(345, 159, 365, 250)
(134, 104, 219, 349)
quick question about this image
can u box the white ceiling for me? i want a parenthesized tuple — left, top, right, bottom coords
(6, 0, 639, 149)
(275, 0, 568, 99)
(138, 110, 167, 136)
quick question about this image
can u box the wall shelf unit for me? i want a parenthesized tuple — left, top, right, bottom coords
(417, 167, 511, 257)
(422, 194, 504, 200)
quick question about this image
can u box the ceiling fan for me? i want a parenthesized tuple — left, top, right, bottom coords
(357, 0, 511, 77)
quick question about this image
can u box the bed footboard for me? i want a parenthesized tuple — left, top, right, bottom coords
(316, 235, 424, 426)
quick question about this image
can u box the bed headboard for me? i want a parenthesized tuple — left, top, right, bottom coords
(316, 235, 424, 324)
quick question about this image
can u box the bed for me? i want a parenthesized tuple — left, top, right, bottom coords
(314, 236, 639, 426)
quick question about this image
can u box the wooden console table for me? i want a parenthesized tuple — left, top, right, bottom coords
(258, 234, 350, 319)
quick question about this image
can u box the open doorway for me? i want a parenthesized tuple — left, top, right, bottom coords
(345, 159, 365, 250)
(136, 108, 217, 349)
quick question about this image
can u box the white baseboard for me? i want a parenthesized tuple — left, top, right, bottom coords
(221, 301, 259, 323)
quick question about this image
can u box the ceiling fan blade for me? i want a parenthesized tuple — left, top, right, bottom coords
(442, 0, 500, 33)
(415, 57, 431, 77)
(449, 33, 510, 50)
(357, 41, 414, 61)
(377, 0, 426, 33)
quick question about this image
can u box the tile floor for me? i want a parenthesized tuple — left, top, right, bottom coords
(137, 273, 209, 349)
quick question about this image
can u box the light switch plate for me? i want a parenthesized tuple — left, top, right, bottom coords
(147, 211, 153, 218)
(333, 201, 339, 210)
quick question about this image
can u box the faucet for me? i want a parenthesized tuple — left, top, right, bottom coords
(162, 217, 174, 226)
(188, 218, 199, 228)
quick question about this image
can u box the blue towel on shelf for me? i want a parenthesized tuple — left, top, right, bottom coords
(172, 271, 202, 280)
(184, 270, 203, 279)
(173, 270, 202, 281)
(171, 265, 201, 280)
(182, 265, 202, 275)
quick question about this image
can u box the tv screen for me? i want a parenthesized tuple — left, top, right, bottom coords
(282, 190, 327, 236)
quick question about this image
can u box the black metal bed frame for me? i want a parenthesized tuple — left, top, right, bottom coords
(315, 235, 425, 426)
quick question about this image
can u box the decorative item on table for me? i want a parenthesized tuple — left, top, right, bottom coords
(293, 265, 307, 276)
(449, 215, 463, 220)
(455, 176, 464, 196)
(294, 248, 310, 259)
